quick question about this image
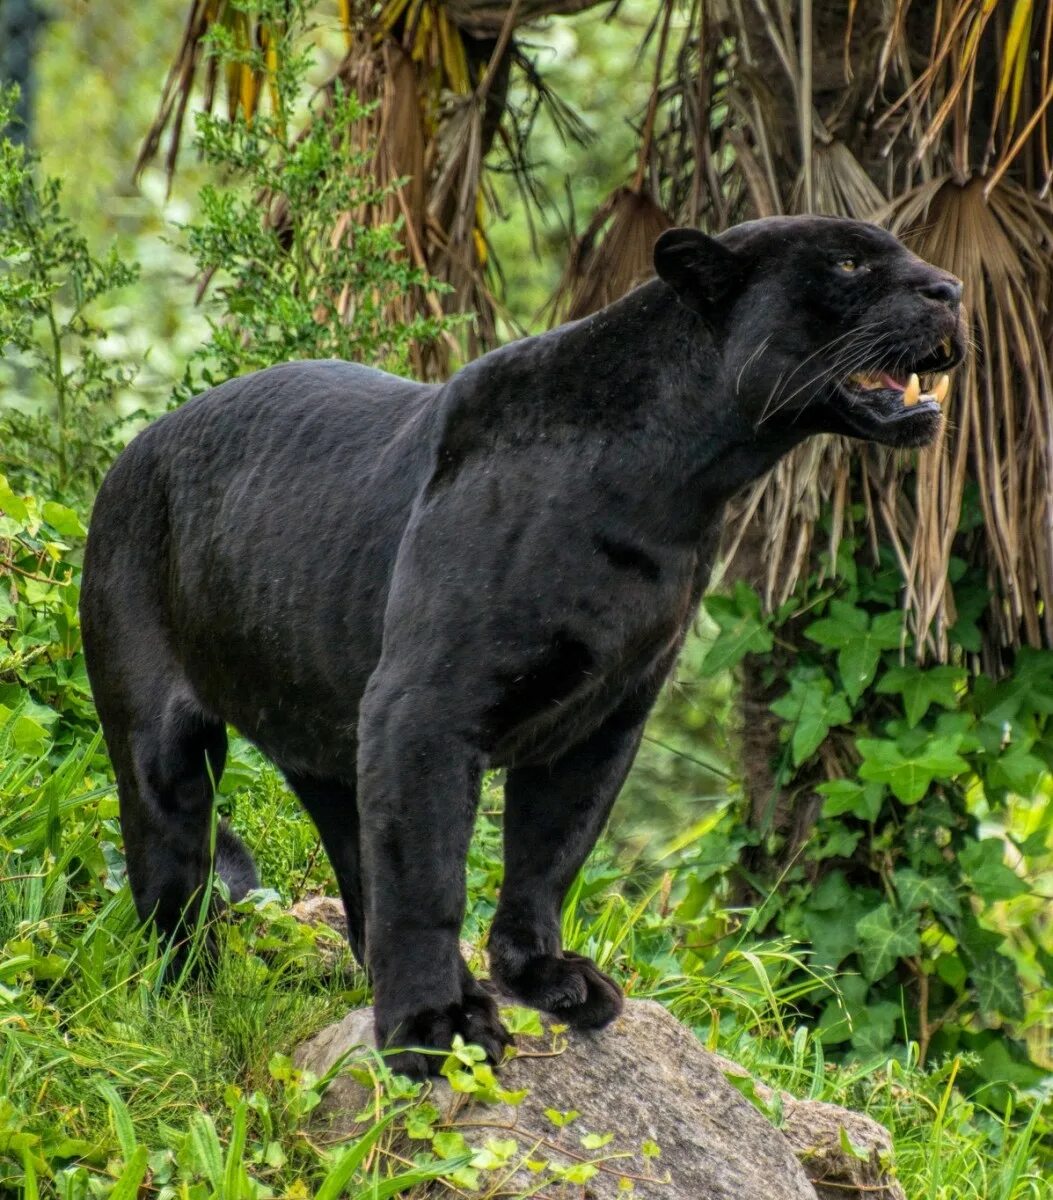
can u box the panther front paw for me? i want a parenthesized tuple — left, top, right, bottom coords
(491, 948, 624, 1029)
(377, 981, 512, 1079)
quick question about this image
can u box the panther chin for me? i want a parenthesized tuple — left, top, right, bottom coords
(835, 334, 963, 448)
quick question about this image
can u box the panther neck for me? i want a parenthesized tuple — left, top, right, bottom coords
(556, 280, 809, 531)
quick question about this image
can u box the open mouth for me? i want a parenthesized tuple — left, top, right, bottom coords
(841, 337, 957, 413)
(844, 368, 950, 408)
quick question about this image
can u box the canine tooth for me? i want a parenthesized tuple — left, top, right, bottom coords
(933, 374, 950, 404)
(903, 373, 921, 407)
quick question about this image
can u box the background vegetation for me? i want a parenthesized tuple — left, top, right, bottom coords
(1, 0, 1051, 1195)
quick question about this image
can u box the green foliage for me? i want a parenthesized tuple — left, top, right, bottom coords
(0, 474, 93, 739)
(694, 532, 1053, 1083)
(175, 0, 453, 400)
(0, 87, 140, 495)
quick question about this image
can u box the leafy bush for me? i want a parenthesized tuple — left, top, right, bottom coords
(685, 522, 1053, 1090)
(0, 87, 139, 497)
(0, 473, 93, 743)
(174, 0, 454, 401)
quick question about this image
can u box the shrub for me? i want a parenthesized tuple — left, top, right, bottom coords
(174, 0, 455, 401)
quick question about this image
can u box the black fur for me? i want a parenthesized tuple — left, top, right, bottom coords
(80, 216, 965, 1077)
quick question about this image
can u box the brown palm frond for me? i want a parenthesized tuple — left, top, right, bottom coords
(442, 0, 608, 37)
(551, 187, 673, 323)
(887, 176, 1053, 658)
(874, 0, 1053, 188)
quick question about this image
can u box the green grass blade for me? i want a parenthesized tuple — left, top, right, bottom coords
(95, 1080, 137, 1161)
(314, 1109, 402, 1200)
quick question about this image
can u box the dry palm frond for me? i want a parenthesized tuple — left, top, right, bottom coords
(874, 0, 1053, 190)
(551, 188, 673, 322)
(885, 176, 1053, 658)
(443, 0, 608, 36)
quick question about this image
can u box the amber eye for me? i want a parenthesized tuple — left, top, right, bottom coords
(838, 258, 858, 272)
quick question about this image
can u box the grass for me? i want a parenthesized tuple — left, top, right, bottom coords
(1, 712, 1050, 1198)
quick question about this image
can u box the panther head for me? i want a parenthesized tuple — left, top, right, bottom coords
(654, 216, 966, 449)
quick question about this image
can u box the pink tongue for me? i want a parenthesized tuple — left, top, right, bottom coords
(881, 372, 906, 391)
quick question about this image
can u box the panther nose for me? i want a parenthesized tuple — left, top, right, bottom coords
(919, 273, 963, 308)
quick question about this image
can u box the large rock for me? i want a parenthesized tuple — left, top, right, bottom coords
(288, 904, 905, 1200)
(297, 998, 820, 1199)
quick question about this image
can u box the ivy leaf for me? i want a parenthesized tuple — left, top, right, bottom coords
(947, 574, 989, 652)
(856, 735, 969, 804)
(959, 839, 1028, 903)
(580, 1132, 614, 1150)
(984, 741, 1047, 797)
(802, 872, 882, 968)
(893, 868, 960, 918)
(876, 665, 966, 727)
(817, 778, 883, 822)
(971, 952, 1025, 1021)
(855, 903, 920, 981)
(848, 1000, 902, 1058)
(770, 669, 852, 766)
(0, 475, 30, 524)
(700, 583, 773, 676)
(805, 602, 903, 701)
(433, 1131, 470, 1160)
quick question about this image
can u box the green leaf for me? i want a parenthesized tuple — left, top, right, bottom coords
(95, 1081, 137, 1161)
(405, 1104, 439, 1140)
(40, 501, 86, 538)
(893, 868, 960, 917)
(471, 1138, 519, 1169)
(0, 475, 29, 524)
(848, 1000, 901, 1058)
(700, 583, 773, 676)
(560, 1163, 599, 1185)
(314, 1110, 400, 1200)
(107, 1147, 149, 1200)
(817, 778, 883, 821)
(959, 839, 1028, 902)
(857, 736, 969, 804)
(770, 669, 851, 765)
(971, 952, 1025, 1020)
(187, 1112, 224, 1187)
(805, 602, 902, 701)
(838, 1126, 873, 1163)
(876, 665, 966, 727)
(855, 903, 920, 980)
(544, 1108, 580, 1128)
(984, 741, 1047, 796)
(802, 873, 882, 969)
(581, 1131, 614, 1150)
(501, 1005, 543, 1037)
(433, 1131, 471, 1160)
(805, 599, 868, 646)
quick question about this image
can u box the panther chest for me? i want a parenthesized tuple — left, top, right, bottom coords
(487, 575, 697, 769)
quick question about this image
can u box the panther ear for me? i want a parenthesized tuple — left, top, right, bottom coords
(653, 228, 744, 316)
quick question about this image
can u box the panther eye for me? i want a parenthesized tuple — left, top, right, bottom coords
(838, 258, 859, 273)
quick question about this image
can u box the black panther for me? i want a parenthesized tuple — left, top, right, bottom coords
(80, 217, 964, 1077)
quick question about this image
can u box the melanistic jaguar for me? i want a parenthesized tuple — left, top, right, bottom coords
(81, 216, 965, 1076)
